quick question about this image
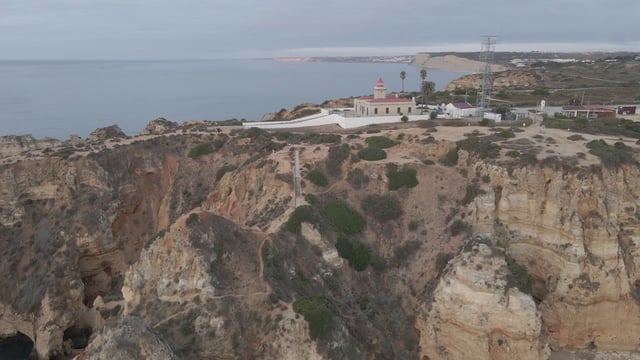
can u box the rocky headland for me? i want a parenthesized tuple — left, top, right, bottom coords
(2, 116, 640, 359)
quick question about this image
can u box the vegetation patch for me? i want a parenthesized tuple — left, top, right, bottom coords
(286, 205, 316, 234)
(567, 134, 586, 141)
(347, 168, 370, 189)
(361, 194, 403, 222)
(306, 169, 328, 187)
(506, 255, 533, 295)
(358, 147, 387, 161)
(365, 136, 398, 149)
(335, 235, 371, 271)
(543, 116, 640, 139)
(292, 296, 336, 341)
(457, 137, 501, 159)
(215, 164, 237, 181)
(586, 139, 635, 167)
(496, 130, 515, 139)
(439, 148, 459, 166)
(188, 143, 213, 158)
(449, 219, 471, 236)
(462, 183, 485, 205)
(386, 164, 418, 190)
(393, 240, 421, 265)
(323, 201, 365, 235)
(325, 144, 351, 176)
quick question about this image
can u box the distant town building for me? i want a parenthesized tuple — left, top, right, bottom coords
(354, 78, 415, 116)
(561, 105, 616, 119)
(445, 102, 477, 118)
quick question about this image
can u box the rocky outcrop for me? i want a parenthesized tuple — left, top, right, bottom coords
(446, 69, 545, 91)
(140, 118, 178, 136)
(419, 242, 549, 359)
(471, 163, 640, 352)
(120, 211, 279, 359)
(87, 125, 127, 142)
(0, 135, 62, 158)
(76, 316, 177, 360)
(261, 103, 321, 122)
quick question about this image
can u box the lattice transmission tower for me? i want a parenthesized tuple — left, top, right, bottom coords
(477, 36, 497, 113)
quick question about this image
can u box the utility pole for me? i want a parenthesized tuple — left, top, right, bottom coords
(477, 35, 497, 115)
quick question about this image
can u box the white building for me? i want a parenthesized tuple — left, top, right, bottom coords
(353, 78, 415, 116)
(445, 102, 477, 118)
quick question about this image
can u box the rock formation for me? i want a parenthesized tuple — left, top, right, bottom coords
(87, 125, 127, 142)
(140, 118, 178, 136)
(2, 121, 640, 359)
(419, 242, 550, 359)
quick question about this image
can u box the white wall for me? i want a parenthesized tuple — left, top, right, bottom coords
(242, 112, 429, 130)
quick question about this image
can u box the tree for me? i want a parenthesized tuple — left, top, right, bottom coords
(400, 70, 406, 92)
(420, 68, 427, 83)
(421, 81, 435, 113)
(419, 69, 429, 112)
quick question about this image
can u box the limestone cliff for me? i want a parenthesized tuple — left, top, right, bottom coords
(470, 163, 640, 352)
(3, 121, 640, 359)
(446, 69, 545, 91)
(419, 242, 549, 359)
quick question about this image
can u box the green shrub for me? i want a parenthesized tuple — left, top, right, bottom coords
(408, 220, 420, 231)
(306, 169, 328, 187)
(479, 118, 494, 126)
(567, 134, 586, 141)
(506, 150, 520, 157)
(362, 194, 403, 222)
(457, 137, 501, 159)
(401, 115, 409, 122)
(393, 240, 421, 264)
(325, 143, 351, 176)
(240, 127, 271, 139)
(586, 139, 635, 167)
(358, 147, 387, 161)
(286, 205, 316, 233)
(335, 235, 371, 271)
(422, 159, 435, 165)
(216, 164, 237, 181)
(292, 296, 335, 341)
(429, 111, 438, 120)
(347, 168, 369, 189)
(365, 136, 398, 149)
(439, 148, 459, 166)
(323, 201, 365, 235)
(462, 183, 485, 205)
(302, 133, 341, 144)
(386, 164, 418, 190)
(449, 219, 471, 236)
(506, 255, 533, 295)
(188, 143, 213, 158)
(496, 130, 515, 139)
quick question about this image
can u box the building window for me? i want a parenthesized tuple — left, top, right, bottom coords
(408, 107, 412, 113)
(374, 108, 378, 115)
(385, 107, 389, 114)
(397, 107, 401, 114)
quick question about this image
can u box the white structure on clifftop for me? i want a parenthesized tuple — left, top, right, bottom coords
(354, 78, 415, 116)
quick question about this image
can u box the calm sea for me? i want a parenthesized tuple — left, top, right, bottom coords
(0, 59, 466, 139)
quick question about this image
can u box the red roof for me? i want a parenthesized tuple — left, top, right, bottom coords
(358, 95, 413, 103)
(376, 78, 384, 86)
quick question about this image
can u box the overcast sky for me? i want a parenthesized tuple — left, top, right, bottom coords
(1, 0, 638, 59)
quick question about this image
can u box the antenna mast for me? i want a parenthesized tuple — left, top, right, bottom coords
(477, 35, 497, 114)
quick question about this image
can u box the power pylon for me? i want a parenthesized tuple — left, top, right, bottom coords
(477, 36, 497, 113)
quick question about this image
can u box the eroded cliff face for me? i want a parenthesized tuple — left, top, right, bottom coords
(3, 122, 640, 359)
(419, 243, 550, 360)
(470, 163, 640, 352)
